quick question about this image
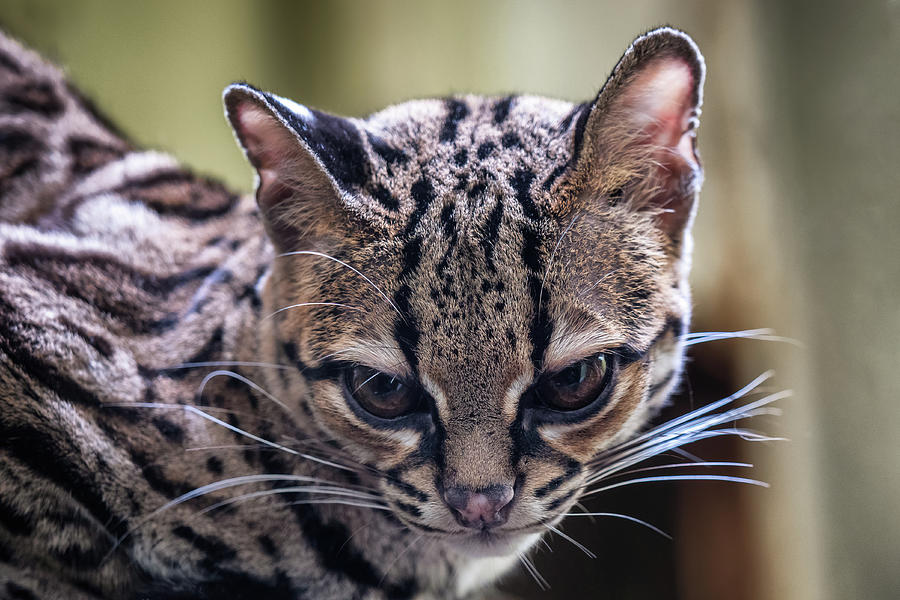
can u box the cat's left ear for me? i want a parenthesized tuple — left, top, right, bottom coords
(572, 27, 705, 240)
(223, 83, 367, 247)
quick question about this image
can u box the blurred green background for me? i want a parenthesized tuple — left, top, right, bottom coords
(2, 1, 898, 599)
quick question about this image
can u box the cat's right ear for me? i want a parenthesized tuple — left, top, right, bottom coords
(223, 83, 349, 246)
(569, 28, 705, 243)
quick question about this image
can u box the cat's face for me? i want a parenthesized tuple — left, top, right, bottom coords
(226, 28, 703, 556)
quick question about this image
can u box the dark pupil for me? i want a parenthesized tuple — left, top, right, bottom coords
(370, 373, 403, 396)
(555, 361, 588, 387)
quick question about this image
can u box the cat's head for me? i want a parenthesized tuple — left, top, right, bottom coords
(225, 27, 703, 556)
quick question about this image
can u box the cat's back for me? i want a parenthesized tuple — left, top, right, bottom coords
(0, 30, 272, 597)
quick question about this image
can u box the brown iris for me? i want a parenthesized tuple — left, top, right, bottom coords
(344, 366, 418, 419)
(536, 354, 612, 411)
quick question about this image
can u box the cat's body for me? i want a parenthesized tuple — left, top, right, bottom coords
(0, 28, 705, 599)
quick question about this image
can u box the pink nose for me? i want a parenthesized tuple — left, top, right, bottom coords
(443, 484, 515, 529)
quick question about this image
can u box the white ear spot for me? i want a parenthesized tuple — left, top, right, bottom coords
(275, 94, 316, 124)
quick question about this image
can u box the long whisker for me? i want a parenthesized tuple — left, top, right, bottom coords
(105, 473, 361, 558)
(539, 214, 579, 310)
(198, 486, 385, 515)
(610, 461, 753, 479)
(264, 302, 364, 321)
(583, 474, 769, 498)
(518, 554, 550, 590)
(380, 534, 424, 586)
(683, 328, 802, 347)
(544, 523, 596, 559)
(561, 512, 672, 539)
(197, 369, 291, 414)
(278, 250, 403, 319)
(104, 402, 356, 473)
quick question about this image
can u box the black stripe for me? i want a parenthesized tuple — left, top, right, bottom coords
(396, 501, 423, 518)
(173, 525, 238, 568)
(367, 132, 408, 166)
(119, 174, 240, 220)
(482, 198, 504, 272)
(542, 162, 569, 191)
(4, 582, 38, 600)
(137, 568, 299, 600)
(510, 168, 539, 220)
(370, 183, 399, 211)
(0, 296, 107, 410)
(521, 226, 553, 368)
(570, 102, 592, 166)
(534, 459, 581, 498)
(559, 102, 586, 132)
(128, 448, 194, 500)
(439, 98, 468, 143)
(3, 82, 63, 117)
(384, 469, 430, 502)
(492, 95, 515, 124)
(0, 494, 34, 536)
(0, 419, 124, 539)
(258, 452, 417, 599)
(545, 487, 578, 512)
(0, 50, 23, 75)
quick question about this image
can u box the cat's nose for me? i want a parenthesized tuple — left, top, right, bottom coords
(443, 483, 515, 529)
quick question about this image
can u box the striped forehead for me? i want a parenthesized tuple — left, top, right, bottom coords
(353, 95, 585, 224)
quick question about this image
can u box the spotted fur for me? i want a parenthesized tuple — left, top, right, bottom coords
(0, 27, 704, 599)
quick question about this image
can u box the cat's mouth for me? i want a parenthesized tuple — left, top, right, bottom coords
(444, 527, 543, 558)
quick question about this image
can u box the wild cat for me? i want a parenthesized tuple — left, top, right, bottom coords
(0, 25, 781, 599)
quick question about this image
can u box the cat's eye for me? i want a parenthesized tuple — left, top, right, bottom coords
(536, 354, 613, 412)
(344, 366, 419, 420)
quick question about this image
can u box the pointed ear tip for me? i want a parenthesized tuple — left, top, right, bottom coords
(633, 27, 705, 72)
(222, 83, 265, 111)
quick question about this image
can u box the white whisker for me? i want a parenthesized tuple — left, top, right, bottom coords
(561, 512, 672, 539)
(198, 485, 384, 515)
(380, 534, 423, 585)
(584, 474, 769, 498)
(264, 301, 363, 321)
(104, 402, 356, 473)
(539, 214, 579, 310)
(544, 523, 596, 559)
(683, 328, 802, 347)
(518, 554, 550, 590)
(278, 250, 403, 318)
(197, 369, 292, 414)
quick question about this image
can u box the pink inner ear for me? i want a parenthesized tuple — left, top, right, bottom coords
(619, 57, 698, 168)
(236, 103, 299, 171)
